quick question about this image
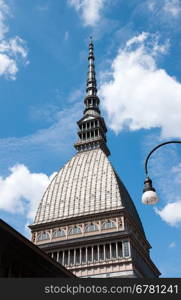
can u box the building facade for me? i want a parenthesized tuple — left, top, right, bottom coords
(29, 40, 160, 278)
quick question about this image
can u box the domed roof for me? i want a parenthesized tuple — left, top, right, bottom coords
(33, 148, 145, 235)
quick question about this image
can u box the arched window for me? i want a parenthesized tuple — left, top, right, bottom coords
(85, 223, 99, 233)
(52, 229, 65, 238)
(68, 226, 81, 235)
(101, 220, 116, 230)
(37, 232, 50, 241)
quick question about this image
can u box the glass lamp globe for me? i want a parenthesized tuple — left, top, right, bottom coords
(142, 190, 159, 205)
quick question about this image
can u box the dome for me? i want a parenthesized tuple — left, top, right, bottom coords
(33, 148, 145, 236)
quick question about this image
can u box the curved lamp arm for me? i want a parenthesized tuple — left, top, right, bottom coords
(142, 140, 181, 205)
(145, 140, 181, 176)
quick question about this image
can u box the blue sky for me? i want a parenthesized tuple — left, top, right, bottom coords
(0, 0, 181, 277)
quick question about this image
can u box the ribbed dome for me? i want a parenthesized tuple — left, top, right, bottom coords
(33, 149, 145, 235)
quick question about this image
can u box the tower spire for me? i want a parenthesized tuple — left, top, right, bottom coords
(86, 37, 97, 97)
(84, 38, 100, 115)
(74, 40, 110, 156)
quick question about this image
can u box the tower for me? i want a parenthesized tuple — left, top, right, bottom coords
(29, 40, 160, 278)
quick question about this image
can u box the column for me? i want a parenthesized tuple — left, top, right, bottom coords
(74, 249, 76, 265)
(50, 229, 53, 241)
(121, 216, 124, 230)
(80, 248, 82, 265)
(103, 244, 106, 261)
(98, 245, 100, 262)
(116, 218, 119, 230)
(92, 246, 94, 262)
(51, 253, 53, 259)
(68, 250, 70, 265)
(85, 247, 88, 264)
(57, 252, 59, 262)
(62, 251, 65, 265)
(110, 244, 112, 260)
(99, 221, 101, 232)
(116, 242, 118, 259)
(66, 226, 68, 239)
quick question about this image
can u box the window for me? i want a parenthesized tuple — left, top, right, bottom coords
(118, 242, 123, 257)
(93, 246, 98, 261)
(68, 226, 81, 235)
(64, 250, 68, 265)
(70, 249, 74, 265)
(85, 223, 99, 233)
(52, 252, 57, 260)
(81, 247, 86, 264)
(87, 247, 92, 262)
(37, 232, 50, 241)
(123, 241, 130, 257)
(105, 244, 110, 259)
(76, 249, 80, 265)
(59, 252, 63, 263)
(99, 245, 104, 260)
(111, 243, 116, 259)
(101, 220, 116, 230)
(52, 229, 65, 238)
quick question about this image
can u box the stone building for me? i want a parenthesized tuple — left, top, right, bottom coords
(29, 40, 160, 278)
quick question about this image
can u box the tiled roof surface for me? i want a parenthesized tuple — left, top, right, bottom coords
(33, 149, 144, 235)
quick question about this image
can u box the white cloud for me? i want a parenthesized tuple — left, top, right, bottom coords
(99, 32, 181, 139)
(148, 0, 181, 17)
(0, 164, 56, 221)
(0, 0, 9, 39)
(0, 0, 28, 79)
(0, 36, 28, 79)
(126, 32, 149, 47)
(68, 0, 106, 26)
(0, 101, 82, 222)
(155, 201, 181, 226)
(0, 53, 17, 78)
(163, 0, 181, 16)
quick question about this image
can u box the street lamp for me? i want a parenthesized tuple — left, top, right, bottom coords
(142, 140, 181, 205)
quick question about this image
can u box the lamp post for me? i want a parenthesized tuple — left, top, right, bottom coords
(142, 140, 181, 205)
